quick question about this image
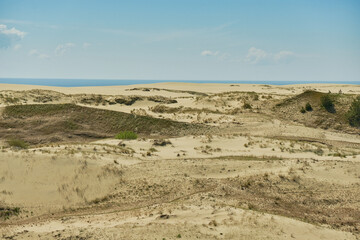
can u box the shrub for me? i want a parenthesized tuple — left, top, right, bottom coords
(300, 107, 306, 114)
(305, 103, 313, 111)
(321, 94, 335, 113)
(115, 131, 138, 140)
(243, 103, 252, 109)
(347, 96, 360, 127)
(153, 139, 172, 146)
(0, 207, 20, 220)
(7, 139, 28, 149)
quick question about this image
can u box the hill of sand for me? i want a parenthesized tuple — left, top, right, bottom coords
(0, 83, 359, 239)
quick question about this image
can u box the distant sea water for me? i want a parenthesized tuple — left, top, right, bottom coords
(0, 78, 359, 87)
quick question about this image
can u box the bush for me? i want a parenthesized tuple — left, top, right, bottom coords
(243, 103, 252, 109)
(321, 94, 335, 113)
(305, 103, 313, 111)
(0, 207, 20, 220)
(7, 139, 28, 149)
(347, 96, 360, 127)
(115, 131, 138, 140)
(300, 107, 306, 113)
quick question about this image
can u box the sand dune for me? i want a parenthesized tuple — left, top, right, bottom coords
(0, 83, 359, 239)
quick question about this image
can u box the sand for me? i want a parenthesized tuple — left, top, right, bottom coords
(0, 83, 359, 239)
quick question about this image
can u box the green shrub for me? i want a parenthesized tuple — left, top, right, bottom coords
(321, 94, 335, 113)
(347, 96, 360, 127)
(300, 107, 306, 113)
(305, 103, 313, 111)
(115, 131, 138, 140)
(0, 207, 20, 220)
(7, 139, 28, 149)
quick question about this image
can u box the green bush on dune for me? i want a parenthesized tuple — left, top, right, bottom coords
(347, 96, 360, 127)
(305, 102, 313, 111)
(115, 131, 138, 140)
(321, 94, 335, 113)
(7, 139, 28, 149)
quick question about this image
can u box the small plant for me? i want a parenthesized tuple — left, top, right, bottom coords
(148, 147, 158, 152)
(0, 207, 20, 220)
(176, 234, 182, 238)
(300, 107, 306, 113)
(321, 94, 335, 113)
(243, 103, 252, 109)
(305, 103, 313, 111)
(347, 96, 360, 127)
(115, 131, 138, 140)
(153, 139, 172, 146)
(314, 147, 324, 156)
(7, 139, 28, 149)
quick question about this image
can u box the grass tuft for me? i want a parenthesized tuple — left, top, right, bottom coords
(115, 131, 138, 140)
(7, 139, 28, 149)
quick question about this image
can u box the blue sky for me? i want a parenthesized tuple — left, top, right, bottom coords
(0, 0, 359, 81)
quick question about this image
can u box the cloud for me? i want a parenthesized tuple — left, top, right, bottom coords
(0, 24, 26, 38)
(274, 51, 295, 63)
(245, 47, 295, 64)
(55, 42, 75, 56)
(13, 44, 22, 50)
(0, 24, 26, 48)
(28, 49, 49, 59)
(201, 50, 219, 56)
(245, 47, 268, 64)
(83, 42, 91, 49)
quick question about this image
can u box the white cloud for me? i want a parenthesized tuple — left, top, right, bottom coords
(0, 24, 26, 48)
(201, 50, 219, 56)
(274, 51, 295, 63)
(28, 49, 49, 59)
(55, 42, 75, 56)
(245, 47, 268, 64)
(83, 42, 91, 49)
(13, 44, 22, 50)
(0, 24, 26, 38)
(245, 47, 295, 64)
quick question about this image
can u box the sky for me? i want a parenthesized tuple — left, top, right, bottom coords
(0, 0, 360, 81)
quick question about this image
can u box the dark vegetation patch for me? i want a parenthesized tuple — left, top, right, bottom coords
(0, 89, 177, 106)
(0, 207, 20, 220)
(347, 96, 360, 127)
(0, 104, 210, 145)
(153, 139, 172, 146)
(243, 103, 252, 109)
(321, 94, 335, 113)
(274, 90, 359, 132)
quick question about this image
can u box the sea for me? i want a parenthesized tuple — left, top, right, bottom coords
(0, 78, 359, 87)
